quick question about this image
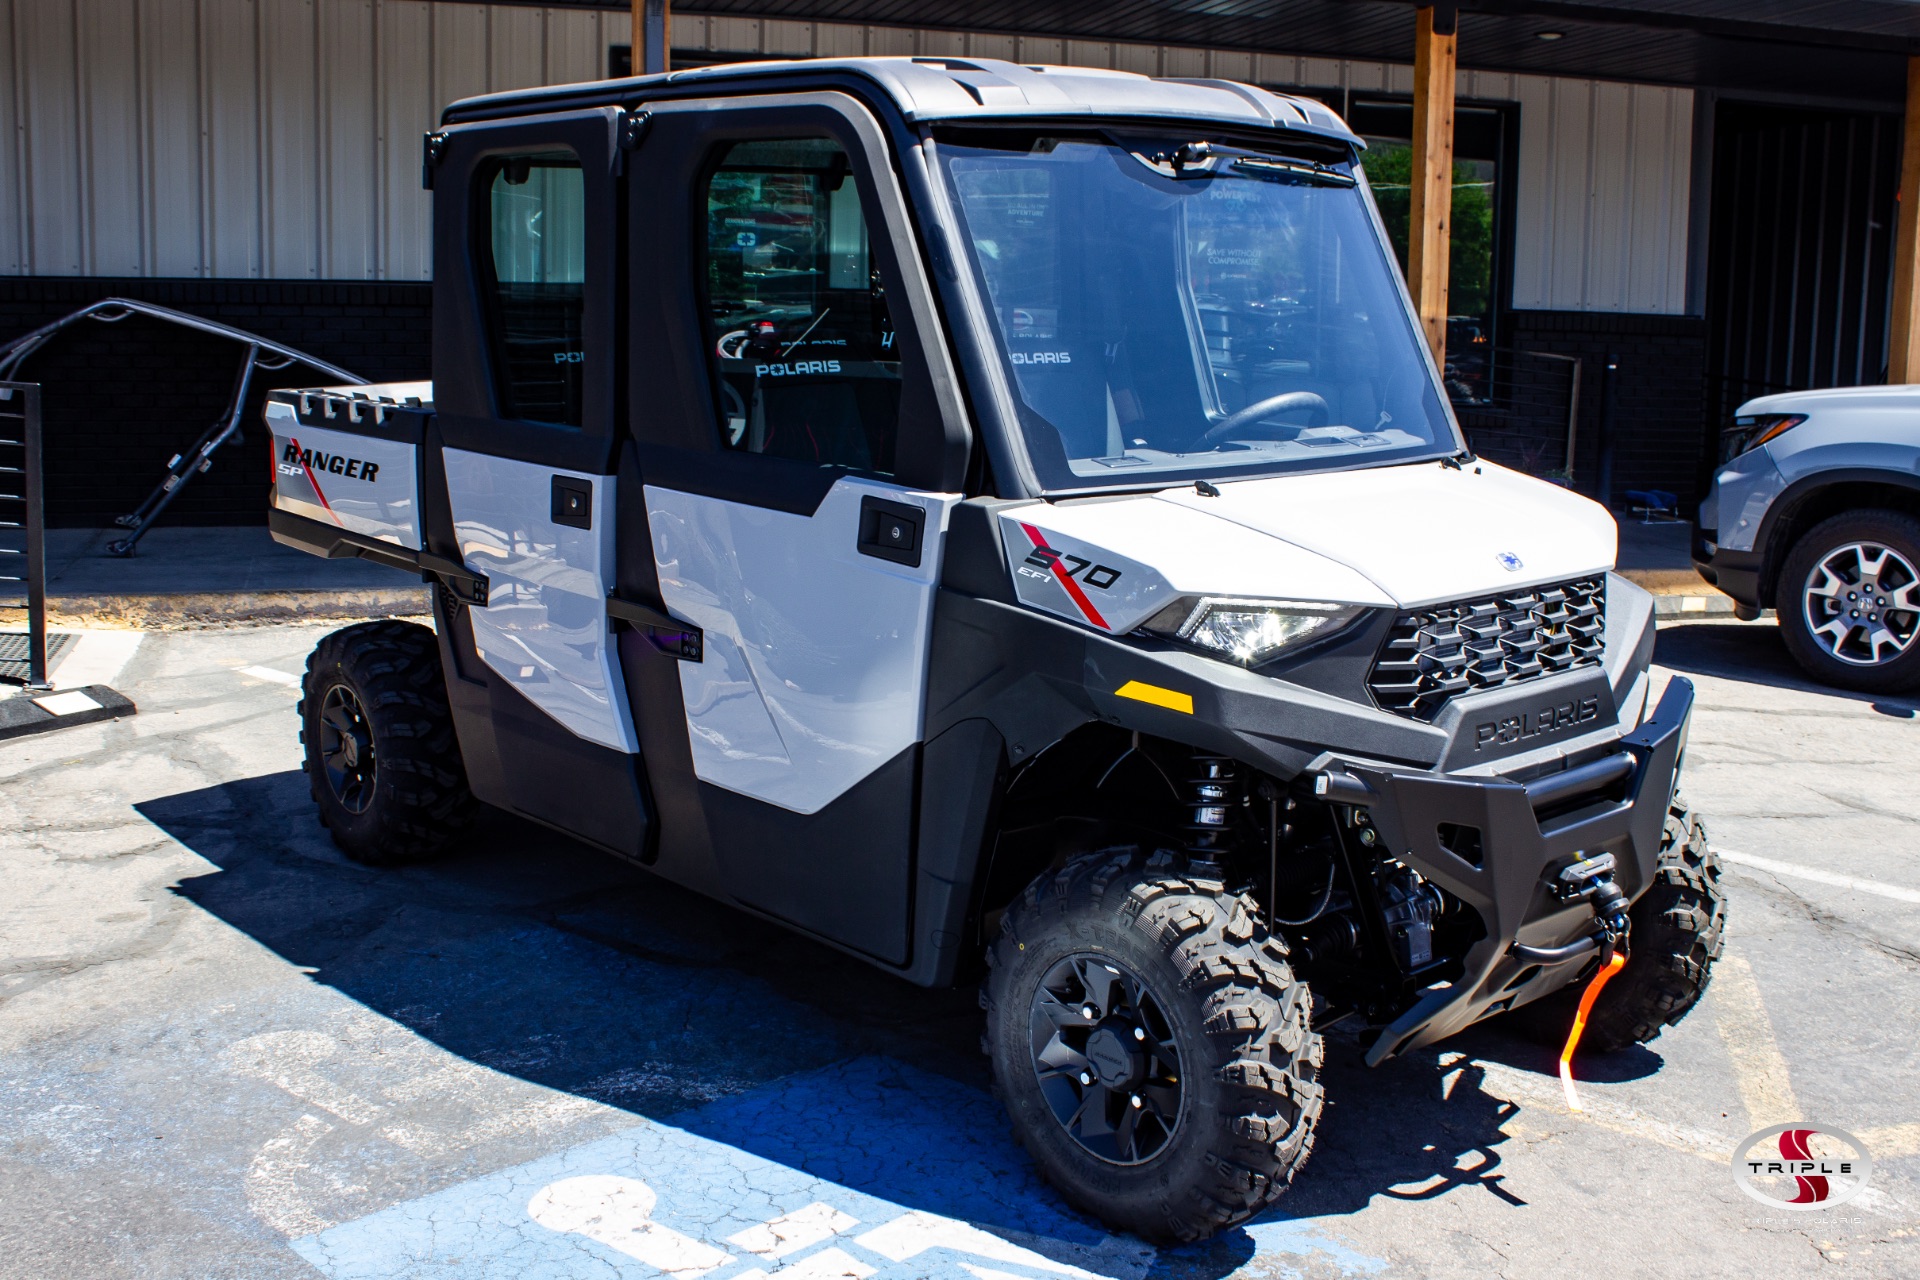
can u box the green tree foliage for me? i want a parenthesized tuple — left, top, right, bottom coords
(1361, 143, 1494, 320)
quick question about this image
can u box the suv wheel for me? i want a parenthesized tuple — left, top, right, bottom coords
(1778, 509, 1920, 692)
(982, 847, 1322, 1243)
(300, 620, 476, 864)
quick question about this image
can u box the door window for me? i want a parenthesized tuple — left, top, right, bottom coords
(698, 137, 900, 474)
(479, 150, 587, 426)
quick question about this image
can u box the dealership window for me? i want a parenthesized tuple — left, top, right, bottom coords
(477, 150, 588, 426)
(1346, 99, 1513, 404)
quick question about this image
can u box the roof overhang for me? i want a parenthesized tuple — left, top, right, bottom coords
(513, 0, 1917, 105)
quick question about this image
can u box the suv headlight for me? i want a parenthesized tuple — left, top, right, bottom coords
(1139, 596, 1361, 665)
(1720, 412, 1805, 462)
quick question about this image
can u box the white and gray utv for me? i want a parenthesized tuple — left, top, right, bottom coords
(270, 57, 1725, 1242)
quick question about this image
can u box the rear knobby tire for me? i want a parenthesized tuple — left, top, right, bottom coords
(1518, 798, 1726, 1052)
(299, 620, 476, 865)
(982, 847, 1323, 1243)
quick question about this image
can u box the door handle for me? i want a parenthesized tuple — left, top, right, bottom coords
(857, 495, 924, 567)
(551, 475, 592, 529)
(608, 594, 703, 662)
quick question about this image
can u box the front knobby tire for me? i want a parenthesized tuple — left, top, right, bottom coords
(299, 620, 476, 865)
(982, 847, 1323, 1243)
(1518, 798, 1726, 1052)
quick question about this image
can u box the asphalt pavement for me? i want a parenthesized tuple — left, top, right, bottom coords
(0, 616, 1914, 1279)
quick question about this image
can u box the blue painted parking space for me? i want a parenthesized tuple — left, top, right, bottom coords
(293, 1056, 1383, 1280)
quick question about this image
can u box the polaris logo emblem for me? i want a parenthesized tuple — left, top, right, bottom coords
(1474, 696, 1600, 751)
(1496, 551, 1524, 572)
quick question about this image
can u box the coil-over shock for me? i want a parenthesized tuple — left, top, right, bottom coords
(1184, 754, 1239, 874)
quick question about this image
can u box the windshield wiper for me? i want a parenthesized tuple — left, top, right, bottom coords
(1229, 157, 1356, 188)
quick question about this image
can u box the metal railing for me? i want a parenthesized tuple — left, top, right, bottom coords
(0, 381, 47, 688)
(1451, 346, 1583, 484)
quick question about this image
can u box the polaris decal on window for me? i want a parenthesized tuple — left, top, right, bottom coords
(266, 403, 423, 551)
(1009, 351, 1072, 364)
(755, 360, 842, 376)
(996, 510, 1175, 635)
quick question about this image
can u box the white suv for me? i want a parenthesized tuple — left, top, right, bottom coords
(1696, 384, 1920, 691)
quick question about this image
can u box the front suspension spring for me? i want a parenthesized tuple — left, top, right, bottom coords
(1184, 754, 1239, 872)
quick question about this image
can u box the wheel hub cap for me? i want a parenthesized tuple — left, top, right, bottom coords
(1028, 954, 1182, 1165)
(1083, 1025, 1142, 1089)
(319, 684, 377, 815)
(1803, 541, 1920, 666)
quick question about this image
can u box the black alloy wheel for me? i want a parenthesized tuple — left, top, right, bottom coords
(983, 846, 1322, 1243)
(299, 620, 476, 864)
(1030, 954, 1183, 1165)
(318, 682, 377, 814)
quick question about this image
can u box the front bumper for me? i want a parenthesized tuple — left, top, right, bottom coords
(1333, 675, 1695, 1064)
(1691, 523, 1764, 607)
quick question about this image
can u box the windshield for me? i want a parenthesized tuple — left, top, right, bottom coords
(933, 131, 1459, 491)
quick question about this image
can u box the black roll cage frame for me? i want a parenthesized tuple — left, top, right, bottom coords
(0, 298, 366, 555)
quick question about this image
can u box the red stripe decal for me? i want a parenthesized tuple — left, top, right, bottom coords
(288, 437, 341, 524)
(1021, 522, 1110, 631)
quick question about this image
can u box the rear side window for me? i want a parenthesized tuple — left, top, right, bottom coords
(698, 136, 900, 474)
(479, 150, 586, 426)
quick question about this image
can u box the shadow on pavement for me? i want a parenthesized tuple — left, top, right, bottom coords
(1656, 619, 1920, 714)
(138, 768, 1654, 1271)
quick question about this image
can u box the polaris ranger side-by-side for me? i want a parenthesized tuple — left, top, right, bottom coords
(270, 57, 1725, 1242)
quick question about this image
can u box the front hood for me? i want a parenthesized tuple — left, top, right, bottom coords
(997, 460, 1616, 635)
(1157, 460, 1615, 606)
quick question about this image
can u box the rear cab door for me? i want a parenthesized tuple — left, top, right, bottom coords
(616, 92, 971, 964)
(427, 107, 656, 857)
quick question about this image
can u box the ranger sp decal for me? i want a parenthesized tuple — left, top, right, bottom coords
(284, 437, 340, 523)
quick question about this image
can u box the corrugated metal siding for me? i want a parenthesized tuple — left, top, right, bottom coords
(1493, 72, 1693, 314)
(1, 1, 1691, 313)
(0, 0, 623, 281)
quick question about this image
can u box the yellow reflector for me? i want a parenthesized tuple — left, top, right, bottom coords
(1114, 680, 1194, 714)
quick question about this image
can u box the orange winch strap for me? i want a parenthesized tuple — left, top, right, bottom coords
(1559, 950, 1628, 1112)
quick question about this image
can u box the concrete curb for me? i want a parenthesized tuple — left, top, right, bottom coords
(0, 585, 432, 630)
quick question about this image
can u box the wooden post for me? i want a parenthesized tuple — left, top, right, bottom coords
(1891, 55, 1920, 384)
(1408, 4, 1457, 368)
(632, 0, 670, 76)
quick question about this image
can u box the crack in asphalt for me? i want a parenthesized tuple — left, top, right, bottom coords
(1733, 868, 1920, 969)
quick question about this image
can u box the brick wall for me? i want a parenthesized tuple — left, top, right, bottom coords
(1498, 309, 1709, 510)
(0, 277, 431, 526)
(2, 276, 1711, 525)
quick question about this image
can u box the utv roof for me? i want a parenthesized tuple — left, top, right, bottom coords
(439, 55, 1361, 149)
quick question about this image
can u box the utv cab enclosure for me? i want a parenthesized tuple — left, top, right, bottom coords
(270, 57, 1724, 1242)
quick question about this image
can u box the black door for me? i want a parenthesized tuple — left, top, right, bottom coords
(425, 107, 655, 859)
(1702, 101, 1900, 490)
(612, 92, 971, 964)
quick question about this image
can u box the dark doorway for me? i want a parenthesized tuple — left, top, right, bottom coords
(1702, 100, 1900, 487)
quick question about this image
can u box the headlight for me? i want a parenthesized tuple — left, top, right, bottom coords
(1720, 412, 1805, 462)
(1139, 596, 1362, 665)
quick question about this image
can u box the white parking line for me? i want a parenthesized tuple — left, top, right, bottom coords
(239, 665, 303, 687)
(1716, 847, 1920, 904)
(49, 630, 143, 690)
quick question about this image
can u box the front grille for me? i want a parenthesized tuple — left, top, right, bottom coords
(1368, 578, 1606, 720)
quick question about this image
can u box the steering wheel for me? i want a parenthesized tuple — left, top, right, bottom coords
(1196, 391, 1331, 446)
